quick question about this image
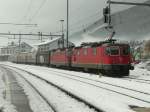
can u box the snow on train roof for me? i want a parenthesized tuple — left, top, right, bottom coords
(36, 37, 62, 46)
(76, 39, 129, 48)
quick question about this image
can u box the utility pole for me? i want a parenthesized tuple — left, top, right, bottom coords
(17, 33, 21, 63)
(38, 32, 41, 41)
(40, 32, 43, 42)
(50, 32, 53, 40)
(19, 33, 21, 53)
(66, 0, 69, 48)
(38, 32, 43, 42)
(108, 0, 111, 26)
(60, 20, 64, 48)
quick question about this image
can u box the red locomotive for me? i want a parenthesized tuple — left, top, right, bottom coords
(50, 39, 134, 76)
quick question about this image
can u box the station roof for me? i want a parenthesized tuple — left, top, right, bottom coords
(36, 37, 62, 46)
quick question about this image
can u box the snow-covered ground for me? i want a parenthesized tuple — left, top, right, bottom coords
(11, 68, 97, 112)
(0, 68, 17, 112)
(131, 61, 150, 79)
(10, 69, 54, 112)
(0, 62, 150, 112)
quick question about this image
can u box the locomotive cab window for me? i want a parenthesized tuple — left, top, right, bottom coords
(105, 47, 110, 55)
(122, 47, 130, 55)
(106, 47, 119, 55)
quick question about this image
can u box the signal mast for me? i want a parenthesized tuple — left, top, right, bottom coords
(103, 0, 150, 40)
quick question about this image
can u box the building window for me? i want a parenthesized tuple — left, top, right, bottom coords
(22, 45, 25, 48)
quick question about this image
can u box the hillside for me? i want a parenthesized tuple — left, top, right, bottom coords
(70, 0, 150, 45)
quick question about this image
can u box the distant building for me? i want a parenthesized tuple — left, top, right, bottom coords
(1, 42, 16, 55)
(37, 37, 75, 52)
(0, 42, 33, 61)
(143, 40, 150, 59)
(15, 42, 33, 53)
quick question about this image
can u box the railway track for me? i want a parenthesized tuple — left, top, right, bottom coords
(122, 76, 150, 85)
(2, 64, 150, 111)
(2, 66, 57, 112)
(2, 65, 103, 112)
(30, 68, 150, 105)
(22, 66, 150, 103)
(43, 69, 150, 95)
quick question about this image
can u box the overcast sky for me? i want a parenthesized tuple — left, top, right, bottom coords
(0, 0, 148, 46)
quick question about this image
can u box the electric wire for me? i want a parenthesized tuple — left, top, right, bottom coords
(20, 0, 33, 23)
(53, 11, 101, 34)
(29, 0, 47, 22)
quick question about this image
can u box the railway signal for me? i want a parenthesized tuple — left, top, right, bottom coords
(103, 6, 110, 24)
(103, 0, 150, 39)
(105, 0, 150, 26)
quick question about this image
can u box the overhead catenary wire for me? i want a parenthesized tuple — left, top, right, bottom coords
(1, 32, 62, 43)
(0, 36, 11, 38)
(0, 32, 62, 37)
(20, 0, 33, 23)
(0, 23, 37, 26)
(53, 10, 101, 35)
(0, 36, 44, 42)
(29, 0, 47, 22)
(70, 11, 100, 27)
(8, 37, 45, 41)
(54, 18, 100, 35)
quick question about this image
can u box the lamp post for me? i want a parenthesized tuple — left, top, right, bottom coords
(66, 0, 69, 48)
(60, 20, 64, 33)
(60, 19, 64, 48)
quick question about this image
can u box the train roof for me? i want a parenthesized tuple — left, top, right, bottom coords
(75, 39, 129, 49)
